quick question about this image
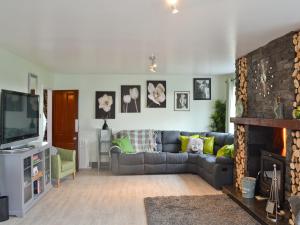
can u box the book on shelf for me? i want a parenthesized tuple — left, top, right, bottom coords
(33, 180, 41, 195)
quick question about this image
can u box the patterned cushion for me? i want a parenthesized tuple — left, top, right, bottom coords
(113, 130, 157, 153)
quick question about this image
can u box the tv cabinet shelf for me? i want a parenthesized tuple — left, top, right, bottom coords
(0, 142, 52, 217)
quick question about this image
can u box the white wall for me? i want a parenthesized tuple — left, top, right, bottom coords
(53, 73, 229, 165)
(0, 48, 53, 141)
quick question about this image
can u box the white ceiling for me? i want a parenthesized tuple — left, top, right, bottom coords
(0, 0, 299, 75)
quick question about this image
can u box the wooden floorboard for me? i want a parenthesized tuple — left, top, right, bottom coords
(2, 170, 220, 225)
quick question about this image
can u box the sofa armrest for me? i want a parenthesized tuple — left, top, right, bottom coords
(216, 156, 233, 165)
(110, 146, 122, 154)
(51, 155, 62, 179)
(57, 148, 76, 162)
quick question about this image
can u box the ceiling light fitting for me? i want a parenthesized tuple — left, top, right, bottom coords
(167, 0, 179, 14)
(149, 55, 157, 73)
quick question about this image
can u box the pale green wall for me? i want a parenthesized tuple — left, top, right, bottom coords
(53, 73, 229, 164)
(0, 48, 54, 141)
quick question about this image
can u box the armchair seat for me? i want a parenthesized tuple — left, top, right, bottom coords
(61, 161, 74, 172)
(51, 148, 76, 187)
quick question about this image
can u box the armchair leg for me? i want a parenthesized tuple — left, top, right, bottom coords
(73, 172, 76, 180)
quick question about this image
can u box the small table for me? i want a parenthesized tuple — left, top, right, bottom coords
(98, 129, 112, 173)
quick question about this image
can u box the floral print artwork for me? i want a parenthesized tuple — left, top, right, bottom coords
(95, 91, 115, 119)
(121, 85, 141, 113)
(147, 81, 166, 108)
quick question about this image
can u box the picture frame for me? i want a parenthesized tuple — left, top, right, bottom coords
(146, 80, 166, 108)
(95, 91, 116, 119)
(121, 85, 141, 113)
(174, 91, 190, 111)
(28, 73, 38, 94)
(193, 78, 211, 100)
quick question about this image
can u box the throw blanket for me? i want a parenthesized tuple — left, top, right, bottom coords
(113, 130, 157, 153)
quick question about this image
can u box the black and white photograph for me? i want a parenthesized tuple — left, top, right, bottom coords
(95, 91, 115, 119)
(174, 91, 190, 111)
(193, 78, 211, 100)
(121, 85, 141, 113)
(147, 80, 166, 108)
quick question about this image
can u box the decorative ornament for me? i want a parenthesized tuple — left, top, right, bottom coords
(236, 99, 244, 117)
(253, 59, 274, 97)
(102, 119, 109, 130)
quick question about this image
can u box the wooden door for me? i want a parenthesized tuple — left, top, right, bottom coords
(52, 90, 79, 170)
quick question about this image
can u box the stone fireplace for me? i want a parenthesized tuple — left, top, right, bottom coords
(226, 30, 300, 225)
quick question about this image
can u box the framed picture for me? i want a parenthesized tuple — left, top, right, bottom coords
(28, 73, 38, 94)
(174, 91, 190, 111)
(95, 91, 115, 119)
(121, 85, 141, 113)
(193, 78, 211, 100)
(147, 80, 166, 108)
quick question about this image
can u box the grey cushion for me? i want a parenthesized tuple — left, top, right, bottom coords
(199, 154, 216, 173)
(187, 153, 200, 164)
(162, 131, 180, 144)
(166, 164, 186, 173)
(166, 152, 188, 164)
(119, 153, 144, 165)
(216, 156, 234, 165)
(289, 196, 300, 225)
(145, 164, 166, 174)
(162, 144, 180, 153)
(119, 165, 144, 175)
(180, 131, 207, 137)
(144, 152, 166, 164)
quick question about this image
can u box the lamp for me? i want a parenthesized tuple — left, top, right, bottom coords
(167, 0, 179, 14)
(149, 55, 157, 73)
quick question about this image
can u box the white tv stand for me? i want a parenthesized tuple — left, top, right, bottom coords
(0, 142, 52, 217)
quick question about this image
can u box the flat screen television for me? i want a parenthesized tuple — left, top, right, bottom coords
(0, 90, 39, 149)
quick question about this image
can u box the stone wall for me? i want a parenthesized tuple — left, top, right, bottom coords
(246, 32, 295, 119)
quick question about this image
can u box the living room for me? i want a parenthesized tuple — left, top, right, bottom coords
(0, 0, 300, 225)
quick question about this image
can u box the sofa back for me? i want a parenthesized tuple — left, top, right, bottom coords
(156, 130, 234, 154)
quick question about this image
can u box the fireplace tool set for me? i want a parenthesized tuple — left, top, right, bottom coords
(266, 164, 284, 222)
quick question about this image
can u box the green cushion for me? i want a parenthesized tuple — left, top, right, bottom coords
(200, 136, 215, 155)
(112, 136, 135, 154)
(179, 135, 199, 152)
(61, 161, 74, 172)
(216, 144, 234, 158)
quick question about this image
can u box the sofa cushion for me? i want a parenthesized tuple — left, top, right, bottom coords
(206, 132, 232, 155)
(119, 152, 144, 165)
(61, 161, 74, 172)
(162, 131, 180, 144)
(179, 135, 200, 152)
(199, 154, 216, 173)
(181, 131, 207, 137)
(162, 144, 180, 153)
(166, 152, 188, 164)
(144, 152, 166, 164)
(187, 153, 200, 164)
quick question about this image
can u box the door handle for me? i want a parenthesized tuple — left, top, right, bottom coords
(75, 119, 79, 132)
(73, 137, 77, 140)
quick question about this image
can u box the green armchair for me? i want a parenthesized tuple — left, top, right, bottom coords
(51, 148, 76, 187)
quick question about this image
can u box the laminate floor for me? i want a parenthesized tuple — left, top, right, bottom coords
(2, 170, 220, 225)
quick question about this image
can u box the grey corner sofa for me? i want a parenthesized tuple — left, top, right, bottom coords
(110, 131, 234, 189)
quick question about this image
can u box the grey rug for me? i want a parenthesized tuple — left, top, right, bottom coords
(144, 194, 261, 225)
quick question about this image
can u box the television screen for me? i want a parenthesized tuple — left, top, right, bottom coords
(0, 90, 39, 148)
